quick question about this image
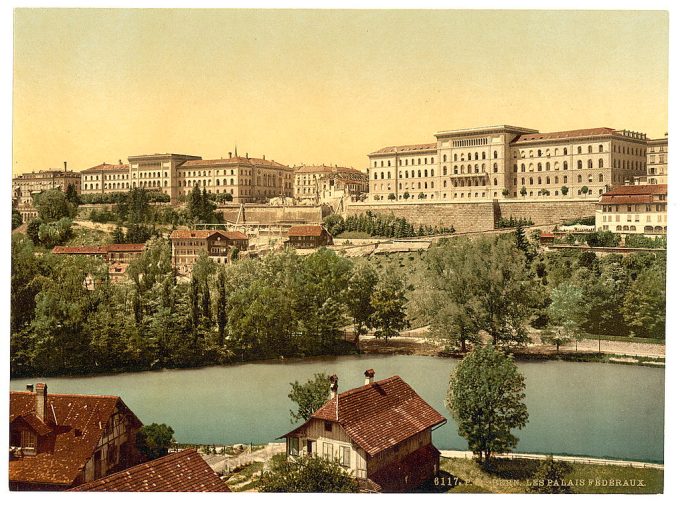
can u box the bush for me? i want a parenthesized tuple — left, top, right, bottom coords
(496, 216, 534, 228)
(624, 235, 666, 249)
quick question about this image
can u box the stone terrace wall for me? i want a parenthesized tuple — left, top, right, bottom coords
(498, 199, 598, 226)
(345, 201, 496, 233)
(217, 204, 323, 224)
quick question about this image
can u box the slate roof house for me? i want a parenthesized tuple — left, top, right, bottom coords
(9, 383, 144, 491)
(281, 370, 446, 492)
(69, 448, 230, 492)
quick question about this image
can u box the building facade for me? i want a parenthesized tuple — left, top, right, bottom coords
(12, 167, 81, 207)
(368, 126, 648, 202)
(81, 162, 131, 195)
(170, 229, 249, 274)
(9, 383, 144, 491)
(286, 225, 333, 249)
(294, 165, 369, 203)
(646, 137, 668, 184)
(281, 370, 446, 493)
(177, 154, 293, 203)
(596, 184, 667, 235)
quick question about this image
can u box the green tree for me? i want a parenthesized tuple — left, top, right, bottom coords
(542, 283, 590, 351)
(12, 208, 23, 230)
(288, 372, 330, 423)
(26, 219, 42, 244)
(403, 191, 411, 200)
(112, 225, 125, 244)
(260, 453, 359, 493)
(65, 183, 80, 206)
(344, 262, 378, 342)
(520, 186, 527, 197)
(370, 273, 408, 341)
(580, 186, 589, 195)
(35, 189, 75, 222)
(446, 346, 529, 466)
(622, 268, 666, 339)
(561, 185, 569, 196)
(215, 268, 228, 345)
(136, 423, 175, 460)
(37, 217, 73, 248)
(527, 455, 574, 493)
(388, 192, 396, 200)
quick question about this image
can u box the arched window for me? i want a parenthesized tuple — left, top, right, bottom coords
(521, 164, 526, 172)
(494, 150, 498, 159)
(577, 161, 583, 169)
(443, 166, 447, 175)
(380, 172, 384, 179)
(475, 164, 479, 173)
(588, 174, 593, 183)
(443, 154, 447, 162)
(563, 161, 568, 170)
(521, 177, 525, 185)
(493, 163, 498, 173)
(598, 174, 604, 182)
(538, 163, 542, 171)
(529, 150, 534, 157)
(563, 148, 568, 156)
(563, 176, 568, 183)
(454, 154, 458, 162)
(538, 149, 542, 156)
(431, 157, 434, 164)
(474, 152, 479, 160)
(547, 176, 551, 184)
(577, 146, 582, 154)
(513, 164, 517, 172)
(482, 152, 486, 160)
(546, 162, 551, 171)
(530, 177, 534, 185)
(588, 145, 593, 153)
(598, 159, 604, 168)
(588, 159, 593, 169)
(577, 175, 582, 183)
(468, 164, 472, 173)
(599, 144, 604, 152)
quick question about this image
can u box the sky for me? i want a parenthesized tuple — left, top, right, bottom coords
(11, 9, 669, 174)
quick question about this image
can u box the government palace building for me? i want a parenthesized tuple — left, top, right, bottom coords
(367, 125, 649, 202)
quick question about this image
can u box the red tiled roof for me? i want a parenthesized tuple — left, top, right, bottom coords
(9, 389, 142, 487)
(600, 195, 655, 205)
(69, 449, 230, 492)
(287, 225, 326, 237)
(223, 231, 248, 240)
(106, 243, 146, 252)
(52, 245, 108, 255)
(539, 232, 555, 238)
(603, 184, 667, 196)
(513, 127, 617, 143)
(82, 163, 129, 174)
(294, 376, 446, 456)
(369, 143, 437, 155)
(180, 157, 289, 169)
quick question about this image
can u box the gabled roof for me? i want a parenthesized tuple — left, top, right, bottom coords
(295, 165, 365, 175)
(169, 229, 222, 240)
(9, 389, 143, 487)
(106, 243, 146, 252)
(69, 449, 230, 492)
(286, 376, 446, 456)
(223, 231, 248, 240)
(287, 225, 327, 237)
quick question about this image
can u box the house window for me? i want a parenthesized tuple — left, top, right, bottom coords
(288, 437, 299, 456)
(323, 442, 334, 461)
(21, 431, 37, 452)
(324, 421, 332, 432)
(340, 446, 351, 467)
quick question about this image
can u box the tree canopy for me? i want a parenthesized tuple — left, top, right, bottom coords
(288, 372, 330, 423)
(260, 454, 359, 493)
(136, 423, 175, 460)
(446, 346, 529, 465)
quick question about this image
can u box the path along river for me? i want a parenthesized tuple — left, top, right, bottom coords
(11, 355, 665, 463)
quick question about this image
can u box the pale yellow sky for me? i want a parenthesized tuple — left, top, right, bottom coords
(12, 9, 668, 174)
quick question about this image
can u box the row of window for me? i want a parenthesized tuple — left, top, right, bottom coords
(601, 215, 665, 223)
(601, 225, 667, 232)
(442, 150, 498, 162)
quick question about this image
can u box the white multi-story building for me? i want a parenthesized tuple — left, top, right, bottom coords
(646, 137, 668, 185)
(596, 184, 667, 235)
(294, 165, 369, 204)
(368, 126, 648, 202)
(80, 162, 131, 195)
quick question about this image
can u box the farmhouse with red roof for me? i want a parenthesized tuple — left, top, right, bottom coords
(281, 370, 446, 492)
(9, 383, 144, 491)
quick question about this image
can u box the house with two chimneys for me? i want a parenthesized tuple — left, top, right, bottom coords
(281, 369, 447, 492)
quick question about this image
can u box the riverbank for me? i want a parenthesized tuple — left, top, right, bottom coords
(358, 333, 665, 367)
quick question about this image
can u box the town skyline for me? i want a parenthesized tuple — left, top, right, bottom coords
(12, 9, 668, 175)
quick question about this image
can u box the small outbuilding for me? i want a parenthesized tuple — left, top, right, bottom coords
(285, 225, 333, 249)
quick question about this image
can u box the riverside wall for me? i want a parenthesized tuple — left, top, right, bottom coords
(345, 199, 598, 232)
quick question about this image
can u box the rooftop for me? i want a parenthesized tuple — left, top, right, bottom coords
(513, 127, 618, 143)
(285, 375, 446, 456)
(295, 165, 365, 175)
(602, 184, 667, 196)
(69, 449, 230, 492)
(369, 143, 437, 156)
(10, 387, 142, 487)
(287, 225, 327, 237)
(180, 156, 289, 169)
(81, 163, 130, 174)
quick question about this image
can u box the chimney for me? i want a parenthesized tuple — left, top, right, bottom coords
(36, 383, 48, 422)
(263, 154, 266, 160)
(229, 152, 232, 158)
(246, 152, 249, 159)
(329, 374, 339, 399)
(119, 159, 123, 165)
(63, 161, 67, 171)
(364, 369, 375, 385)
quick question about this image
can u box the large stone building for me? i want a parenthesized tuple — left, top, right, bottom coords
(281, 370, 446, 493)
(596, 184, 667, 235)
(368, 126, 648, 202)
(80, 162, 131, 195)
(177, 153, 293, 203)
(645, 137, 668, 185)
(12, 166, 81, 207)
(294, 165, 369, 203)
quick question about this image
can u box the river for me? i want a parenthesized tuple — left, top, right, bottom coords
(10, 355, 665, 463)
